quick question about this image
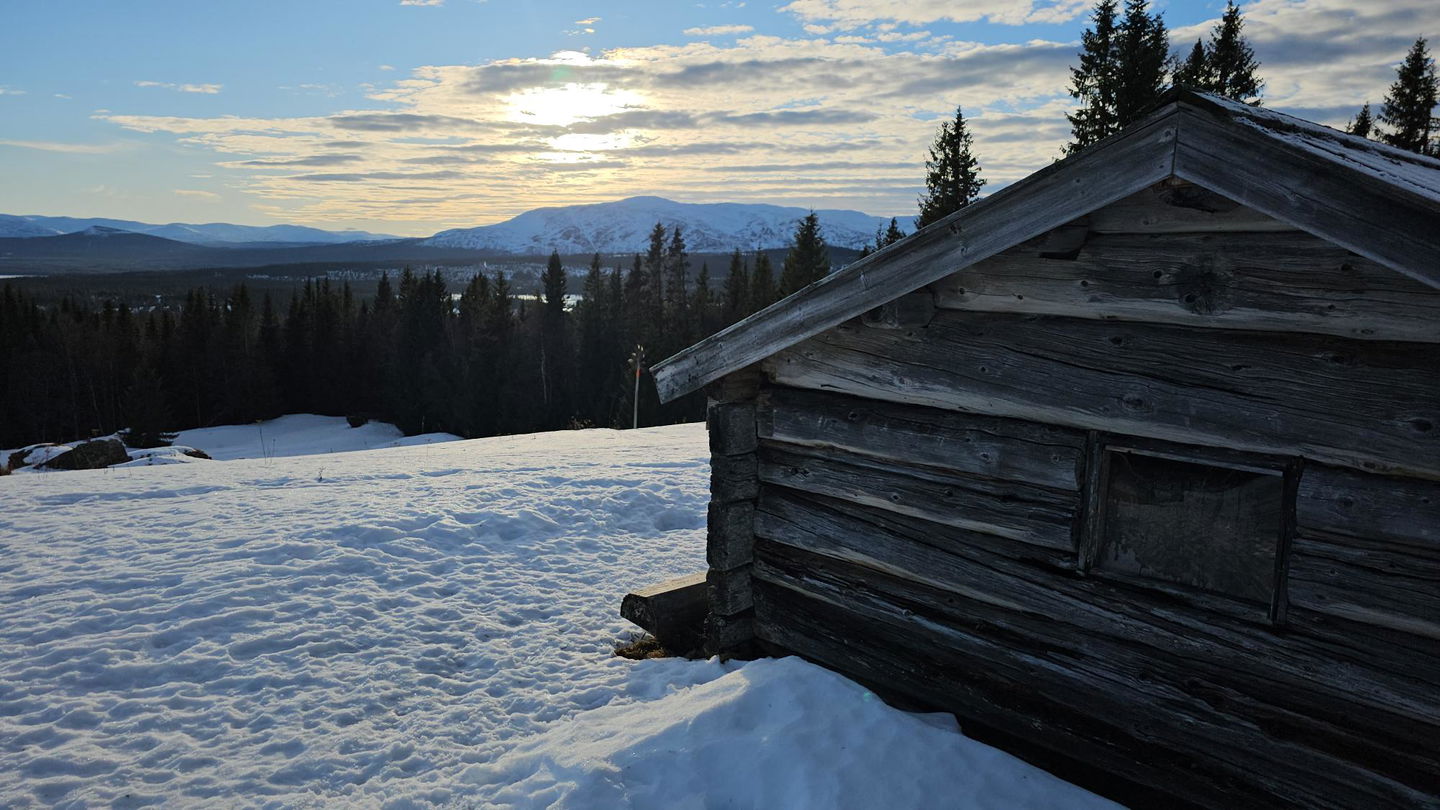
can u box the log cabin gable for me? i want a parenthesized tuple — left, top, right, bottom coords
(652, 90, 1440, 404)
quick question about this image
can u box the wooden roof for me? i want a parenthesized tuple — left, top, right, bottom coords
(652, 89, 1440, 403)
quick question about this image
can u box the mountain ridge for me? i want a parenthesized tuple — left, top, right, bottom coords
(424, 196, 915, 254)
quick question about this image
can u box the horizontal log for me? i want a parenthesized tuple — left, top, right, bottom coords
(705, 609, 755, 658)
(752, 582, 1234, 809)
(707, 564, 753, 616)
(1086, 183, 1297, 234)
(758, 386, 1085, 491)
(706, 500, 755, 570)
(766, 312, 1440, 479)
(1290, 533, 1440, 641)
(1297, 465, 1440, 551)
(621, 571, 708, 653)
(753, 567, 1440, 809)
(758, 440, 1079, 550)
(754, 486, 1440, 699)
(710, 452, 759, 503)
(931, 231, 1440, 343)
(708, 401, 758, 456)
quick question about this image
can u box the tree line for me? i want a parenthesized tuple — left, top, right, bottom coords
(0, 215, 835, 450)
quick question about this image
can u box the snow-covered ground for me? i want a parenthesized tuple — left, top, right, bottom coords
(173, 414, 460, 461)
(0, 422, 1121, 808)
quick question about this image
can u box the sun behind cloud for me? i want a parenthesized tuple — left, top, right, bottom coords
(506, 83, 646, 128)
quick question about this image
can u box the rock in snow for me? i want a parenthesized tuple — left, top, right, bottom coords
(0, 421, 1119, 808)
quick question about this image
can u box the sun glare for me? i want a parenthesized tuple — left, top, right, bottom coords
(506, 83, 644, 128)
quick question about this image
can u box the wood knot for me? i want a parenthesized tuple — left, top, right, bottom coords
(1121, 394, 1148, 412)
(1411, 418, 1434, 434)
(1175, 260, 1234, 316)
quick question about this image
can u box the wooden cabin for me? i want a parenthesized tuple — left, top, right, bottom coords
(650, 91, 1440, 809)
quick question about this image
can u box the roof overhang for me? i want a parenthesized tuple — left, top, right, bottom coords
(652, 90, 1440, 403)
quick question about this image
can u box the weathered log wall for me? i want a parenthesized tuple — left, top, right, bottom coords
(749, 388, 1440, 808)
(703, 366, 762, 656)
(765, 312, 1440, 480)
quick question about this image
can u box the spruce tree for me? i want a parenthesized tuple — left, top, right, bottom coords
(1113, 0, 1171, 126)
(643, 222, 666, 339)
(917, 106, 986, 229)
(1205, 1, 1262, 102)
(1067, 0, 1170, 152)
(883, 217, 906, 247)
(779, 213, 831, 296)
(1172, 39, 1210, 89)
(663, 226, 690, 347)
(1347, 103, 1374, 139)
(1379, 38, 1439, 155)
(539, 250, 571, 422)
(722, 248, 750, 325)
(749, 250, 777, 312)
(1066, 0, 1121, 152)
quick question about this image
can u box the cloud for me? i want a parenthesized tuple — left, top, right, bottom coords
(92, 0, 1430, 231)
(779, 0, 1089, 28)
(575, 17, 601, 25)
(135, 80, 223, 94)
(236, 154, 366, 167)
(400, 0, 443, 5)
(683, 25, 755, 36)
(0, 87, 26, 96)
(0, 139, 122, 154)
(379, 65, 396, 71)
(174, 189, 221, 200)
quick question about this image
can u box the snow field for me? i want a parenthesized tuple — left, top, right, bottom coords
(0, 422, 1120, 808)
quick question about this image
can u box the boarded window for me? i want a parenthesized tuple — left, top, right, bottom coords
(1083, 438, 1295, 614)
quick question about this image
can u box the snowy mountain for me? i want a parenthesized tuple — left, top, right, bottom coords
(423, 196, 917, 254)
(0, 214, 397, 246)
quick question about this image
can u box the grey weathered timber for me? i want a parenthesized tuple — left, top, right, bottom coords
(1290, 534, 1440, 641)
(1290, 464, 1440, 640)
(706, 500, 755, 569)
(757, 386, 1085, 491)
(711, 452, 759, 502)
(1297, 464, 1440, 550)
(750, 489, 1440, 808)
(766, 312, 1440, 480)
(706, 564, 753, 616)
(1086, 182, 1297, 233)
(754, 487, 1440, 696)
(620, 571, 709, 653)
(754, 575, 1439, 810)
(931, 230, 1440, 343)
(648, 106, 1182, 402)
(860, 290, 937, 330)
(708, 401, 758, 456)
(1173, 102, 1440, 291)
(702, 370, 763, 657)
(759, 440, 1078, 550)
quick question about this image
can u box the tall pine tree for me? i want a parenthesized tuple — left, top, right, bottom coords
(1067, 0, 1170, 153)
(916, 106, 985, 229)
(1347, 103, 1375, 138)
(749, 250, 777, 312)
(778, 213, 831, 297)
(1205, 1, 1262, 102)
(1379, 38, 1439, 155)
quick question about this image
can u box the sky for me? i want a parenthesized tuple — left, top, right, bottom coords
(0, 0, 1432, 236)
